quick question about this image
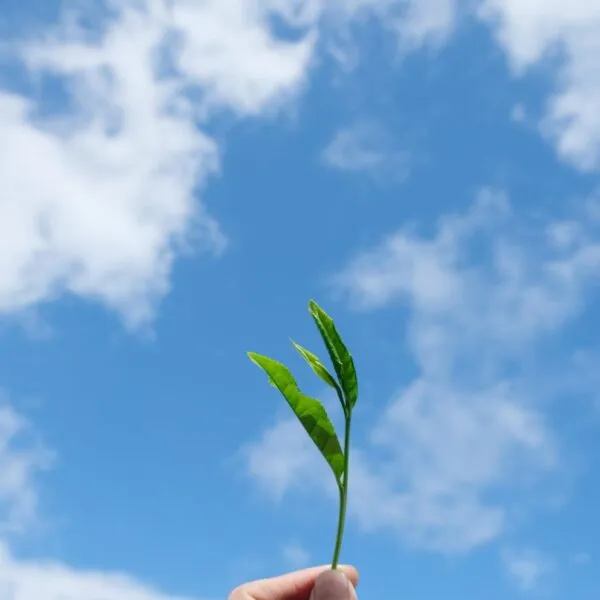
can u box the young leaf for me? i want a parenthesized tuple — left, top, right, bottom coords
(248, 352, 345, 481)
(292, 340, 342, 391)
(308, 300, 358, 410)
(291, 341, 346, 414)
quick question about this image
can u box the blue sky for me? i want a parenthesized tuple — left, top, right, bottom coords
(1, 1, 600, 599)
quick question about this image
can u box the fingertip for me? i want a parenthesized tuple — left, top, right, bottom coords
(311, 568, 358, 600)
(337, 565, 359, 588)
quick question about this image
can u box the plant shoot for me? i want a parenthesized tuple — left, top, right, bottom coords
(248, 300, 358, 570)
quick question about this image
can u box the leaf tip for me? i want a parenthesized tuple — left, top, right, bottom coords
(290, 339, 303, 352)
(308, 299, 324, 319)
(247, 351, 261, 365)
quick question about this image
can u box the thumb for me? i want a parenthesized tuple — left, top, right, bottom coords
(309, 570, 357, 600)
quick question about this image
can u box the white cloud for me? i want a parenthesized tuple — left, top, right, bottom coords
(246, 388, 555, 552)
(502, 548, 552, 592)
(321, 122, 409, 181)
(282, 543, 311, 569)
(0, 398, 51, 535)
(325, 0, 600, 172)
(169, 0, 317, 117)
(392, 0, 457, 48)
(4, 0, 600, 329)
(331, 0, 600, 172)
(336, 189, 600, 357)
(357, 382, 555, 551)
(245, 419, 324, 501)
(0, 0, 320, 328)
(0, 0, 466, 329)
(0, 542, 199, 600)
(479, 0, 600, 170)
(244, 188, 600, 553)
(331, 188, 600, 549)
(321, 0, 458, 72)
(344, 0, 457, 45)
(322, 125, 387, 173)
(0, 395, 202, 600)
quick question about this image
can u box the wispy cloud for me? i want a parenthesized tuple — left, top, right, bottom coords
(0, 0, 318, 329)
(479, 0, 600, 170)
(282, 543, 312, 569)
(0, 394, 204, 600)
(0, 1, 472, 595)
(245, 418, 324, 501)
(0, 396, 52, 535)
(338, 0, 600, 172)
(335, 188, 600, 351)
(0, 541, 201, 600)
(321, 121, 409, 182)
(244, 187, 600, 553)
(502, 548, 552, 592)
(0, 0, 467, 330)
(330, 188, 600, 550)
(392, 0, 457, 49)
(3, 1, 600, 328)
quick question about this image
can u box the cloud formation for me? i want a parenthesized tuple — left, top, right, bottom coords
(479, 0, 600, 170)
(0, 399, 50, 536)
(282, 543, 312, 569)
(0, 541, 198, 600)
(4, 0, 599, 329)
(321, 121, 409, 181)
(0, 0, 318, 327)
(0, 395, 203, 600)
(501, 548, 552, 592)
(0, 0, 465, 329)
(245, 188, 600, 552)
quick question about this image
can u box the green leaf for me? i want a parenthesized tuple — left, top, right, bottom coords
(291, 341, 346, 414)
(308, 300, 358, 410)
(248, 352, 345, 481)
(291, 340, 342, 391)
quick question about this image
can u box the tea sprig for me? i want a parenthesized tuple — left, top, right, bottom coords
(248, 300, 358, 569)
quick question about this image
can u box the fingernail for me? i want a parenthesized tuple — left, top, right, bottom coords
(310, 571, 355, 600)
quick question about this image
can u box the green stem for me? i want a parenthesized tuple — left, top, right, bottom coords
(331, 413, 351, 570)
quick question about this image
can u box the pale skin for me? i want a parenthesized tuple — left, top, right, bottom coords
(229, 566, 359, 600)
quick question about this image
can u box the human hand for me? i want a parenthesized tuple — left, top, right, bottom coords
(228, 566, 359, 600)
